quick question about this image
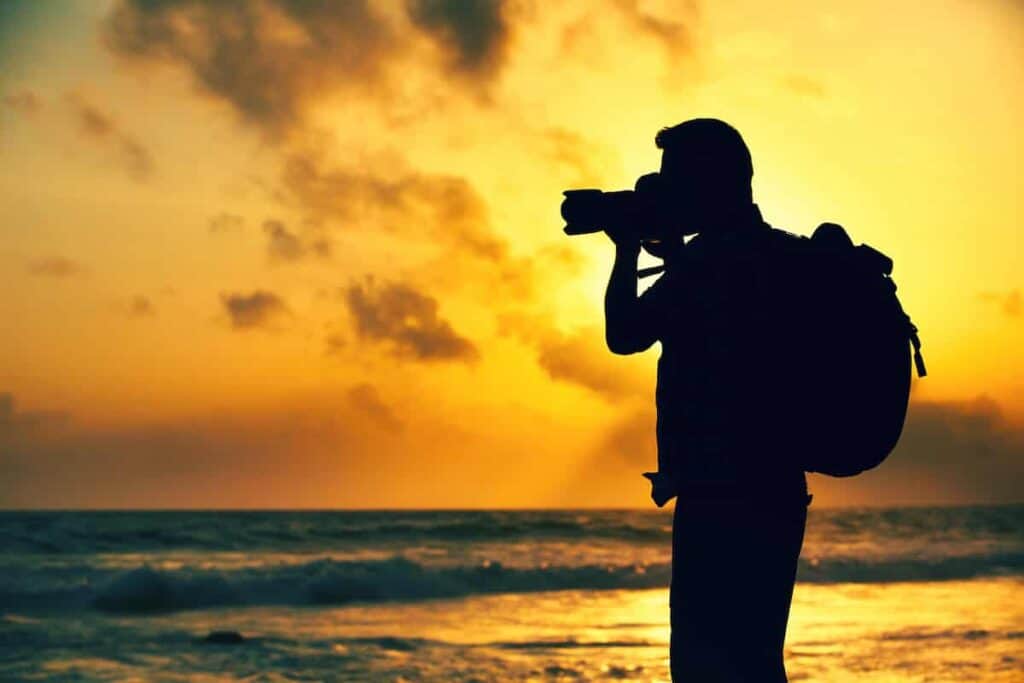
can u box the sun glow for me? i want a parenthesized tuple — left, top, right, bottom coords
(0, 0, 1021, 508)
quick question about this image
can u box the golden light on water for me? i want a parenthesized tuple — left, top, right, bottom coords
(142, 579, 1021, 681)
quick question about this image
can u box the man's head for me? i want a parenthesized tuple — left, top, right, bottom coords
(655, 118, 753, 231)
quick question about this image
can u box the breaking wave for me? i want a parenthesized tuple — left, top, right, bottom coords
(1, 551, 1021, 614)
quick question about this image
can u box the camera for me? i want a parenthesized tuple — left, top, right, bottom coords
(561, 172, 689, 240)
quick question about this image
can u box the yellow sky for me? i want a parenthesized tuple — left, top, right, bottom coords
(1, 0, 1021, 508)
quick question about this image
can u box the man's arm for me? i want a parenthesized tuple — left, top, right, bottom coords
(604, 241, 660, 354)
(604, 234, 678, 506)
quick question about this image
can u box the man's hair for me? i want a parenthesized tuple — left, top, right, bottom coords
(655, 118, 754, 187)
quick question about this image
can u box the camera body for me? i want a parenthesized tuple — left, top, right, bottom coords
(561, 172, 694, 240)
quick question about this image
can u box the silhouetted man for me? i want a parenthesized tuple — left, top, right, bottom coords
(604, 118, 811, 681)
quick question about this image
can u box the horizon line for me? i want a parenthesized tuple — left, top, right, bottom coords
(1, 501, 1021, 513)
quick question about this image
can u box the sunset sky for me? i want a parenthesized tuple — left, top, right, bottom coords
(1, 0, 1021, 508)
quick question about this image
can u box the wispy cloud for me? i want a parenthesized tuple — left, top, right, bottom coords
(348, 382, 403, 432)
(0, 391, 386, 508)
(560, 0, 697, 63)
(814, 396, 1024, 505)
(281, 150, 505, 261)
(208, 212, 246, 234)
(0, 393, 70, 440)
(128, 295, 155, 317)
(263, 219, 330, 263)
(979, 290, 1021, 318)
(29, 257, 85, 278)
(407, 0, 511, 79)
(499, 314, 648, 401)
(584, 395, 1024, 507)
(103, 0, 514, 139)
(344, 278, 479, 362)
(3, 89, 42, 115)
(65, 92, 154, 180)
(780, 74, 827, 99)
(221, 290, 290, 330)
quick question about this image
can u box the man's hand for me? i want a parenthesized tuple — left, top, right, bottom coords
(643, 471, 678, 508)
(604, 223, 642, 252)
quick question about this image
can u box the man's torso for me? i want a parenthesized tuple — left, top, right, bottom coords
(650, 210, 809, 501)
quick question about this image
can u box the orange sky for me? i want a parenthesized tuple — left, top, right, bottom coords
(1, 0, 1022, 508)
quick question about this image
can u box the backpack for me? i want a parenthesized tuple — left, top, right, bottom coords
(769, 222, 926, 476)
(641, 221, 925, 478)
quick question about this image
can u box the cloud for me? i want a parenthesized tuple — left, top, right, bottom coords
(979, 290, 1021, 318)
(344, 278, 479, 362)
(276, 150, 536, 304)
(598, 406, 657, 467)
(532, 242, 588, 274)
(263, 219, 330, 262)
(810, 396, 1024, 505)
(325, 333, 346, 356)
(540, 127, 619, 187)
(347, 382, 403, 432)
(220, 290, 290, 330)
(612, 0, 696, 56)
(562, 405, 659, 504)
(0, 390, 529, 509)
(264, 219, 303, 261)
(0, 392, 384, 508)
(100, 1, 577, 308)
(103, 0, 395, 137)
(407, 0, 510, 78)
(3, 89, 42, 115)
(65, 92, 154, 180)
(500, 314, 649, 401)
(497, 243, 588, 299)
(208, 212, 245, 234)
(102, 0, 513, 139)
(560, 1, 697, 63)
(0, 393, 70, 441)
(28, 257, 85, 278)
(891, 396, 1023, 470)
(536, 326, 648, 400)
(781, 74, 827, 99)
(410, 237, 590, 314)
(129, 295, 155, 317)
(281, 151, 506, 261)
(584, 396, 1024, 507)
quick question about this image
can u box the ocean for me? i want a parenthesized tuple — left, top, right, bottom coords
(1, 506, 1021, 681)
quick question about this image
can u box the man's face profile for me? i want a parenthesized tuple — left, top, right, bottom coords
(659, 149, 737, 232)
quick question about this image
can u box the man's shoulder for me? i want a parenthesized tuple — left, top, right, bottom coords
(758, 226, 815, 268)
(764, 225, 810, 248)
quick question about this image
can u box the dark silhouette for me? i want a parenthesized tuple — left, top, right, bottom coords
(562, 118, 924, 680)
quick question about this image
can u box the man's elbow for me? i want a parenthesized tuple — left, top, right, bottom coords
(606, 330, 643, 355)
